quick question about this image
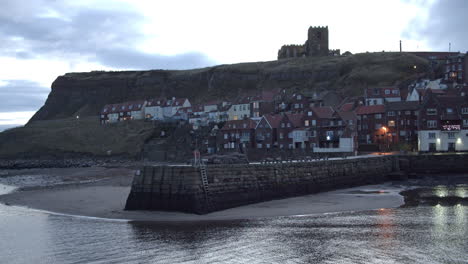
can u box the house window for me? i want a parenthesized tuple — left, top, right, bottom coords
(294, 104, 299, 109)
(281, 123, 285, 128)
(308, 111, 313, 116)
(388, 120, 395, 127)
(375, 124, 382, 129)
(392, 90, 399, 95)
(385, 89, 390, 95)
(407, 120, 411, 125)
(312, 120, 316, 126)
(462, 108, 468, 114)
(305, 120, 310, 126)
(257, 144, 262, 149)
(279, 133, 284, 139)
(446, 108, 453, 114)
(280, 144, 284, 149)
(310, 130, 316, 137)
(224, 133, 228, 139)
(463, 120, 468, 127)
(375, 114, 382, 119)
(427, 108, 437, 115)
(287, 123, 291, 128)
(400, 130, 407, 136)
(427, 120, 437, 128)
(363, 115, 367, 119)
(405, 111, 411, 115)
(233, 124, 236, 128)
(297, 95, 302, 100)
(428, 133, 436, 139)
(243, 123, 247, 128)
(266, 144, 270, 148)
(448, 132, 456, 139)
(233, 115, 238, 120)
(387, 111, 395, 116)
(349, 120, 353, 125)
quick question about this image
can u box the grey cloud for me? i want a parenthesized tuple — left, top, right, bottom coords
(403, 0, 468, 52)
(0, 80, 49, 112)
(0, 0, 216, 70)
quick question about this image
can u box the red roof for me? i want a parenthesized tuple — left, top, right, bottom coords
(220, 119, 257, 130)
(146, 98, 166, 107)
(355, 105, 385, 115)
(311, 106, 334, 119)
(102, 100, 145, 114)
(340, 102, 354, 112)
(285, 113, 304, 127)
(264, 114, 284, 128)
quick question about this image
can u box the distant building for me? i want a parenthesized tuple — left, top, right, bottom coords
(444, 53, 467, 85)
(100, 100, 146, 124)
(385, 101, 420, 148)
(356, 105, 386, 144)
(365, 87, 401, 105)
(278, 26, 340, 60)
(418, 93, 468, 152)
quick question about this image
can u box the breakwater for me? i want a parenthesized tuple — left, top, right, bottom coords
(125, 154, 468, 214)
(125, 156, 400, 214)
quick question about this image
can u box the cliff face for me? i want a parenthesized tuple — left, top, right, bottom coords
(31, 52, 430, 122)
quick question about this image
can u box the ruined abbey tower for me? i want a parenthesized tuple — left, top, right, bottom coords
(278, 26, 340, 59)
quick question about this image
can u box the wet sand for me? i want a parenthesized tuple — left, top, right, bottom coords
(0, 167, 405, 221)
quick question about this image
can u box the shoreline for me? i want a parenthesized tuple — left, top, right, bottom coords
(0, 167, 406, 222)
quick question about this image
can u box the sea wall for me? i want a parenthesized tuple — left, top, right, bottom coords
(125, 156, 398, 214)
(399, 154, 468, 174)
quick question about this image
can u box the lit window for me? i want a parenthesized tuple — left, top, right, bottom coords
(387, 111, 395, 116)
(447, 108, 453, 114)
(388, 120, 395, 127)
(305, 120, 309, 126)
(448, 132, 456, 139)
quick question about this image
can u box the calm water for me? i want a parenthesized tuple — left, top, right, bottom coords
(0, 185, 467, 263)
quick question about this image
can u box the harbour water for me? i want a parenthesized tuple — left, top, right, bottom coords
(0, 183, 467, 263)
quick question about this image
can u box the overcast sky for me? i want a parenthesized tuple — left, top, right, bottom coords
(1, 0, 467, 131)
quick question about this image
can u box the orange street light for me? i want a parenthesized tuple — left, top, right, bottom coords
(381, 126, 387, 132)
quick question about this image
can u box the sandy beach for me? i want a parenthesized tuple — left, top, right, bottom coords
(0, 167, 405, 221)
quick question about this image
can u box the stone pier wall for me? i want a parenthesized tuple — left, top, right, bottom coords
(125, 156, 398, 214)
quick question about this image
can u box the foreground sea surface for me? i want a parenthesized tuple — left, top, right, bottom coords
(0, 182, 467, 263)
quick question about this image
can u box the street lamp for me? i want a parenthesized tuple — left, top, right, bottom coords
(381, 126, 387, 153)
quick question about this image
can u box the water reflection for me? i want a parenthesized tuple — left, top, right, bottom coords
(0, 186, 467, 263)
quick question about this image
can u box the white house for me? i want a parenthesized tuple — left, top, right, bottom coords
(365, 87, 401, 105)
(100, 100, 146, 124)
(145, 98, 166, 120)
(163, 97, 191, 118)
(227, 97, 251, 120)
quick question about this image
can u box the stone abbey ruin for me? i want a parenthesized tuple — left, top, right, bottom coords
(278, 26, 340, 59)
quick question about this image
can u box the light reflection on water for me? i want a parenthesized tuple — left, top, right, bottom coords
(0, 203, 467, 264)
(0, 184, 467, 264)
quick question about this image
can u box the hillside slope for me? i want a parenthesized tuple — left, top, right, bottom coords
(31, 52, 430, 122)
